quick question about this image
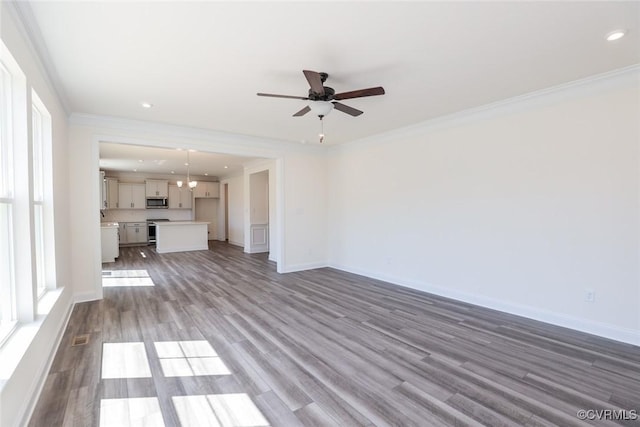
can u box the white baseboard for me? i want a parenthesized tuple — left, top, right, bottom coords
(227, 240, 244, 248)
(17, 297, 74, 427)
(281, 261, 328, 273)
(74, 291, 102, 303)
(330, 263, 640, 347)
(245, 248, 269, 254)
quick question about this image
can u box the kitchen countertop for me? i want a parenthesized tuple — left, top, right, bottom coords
(155, 221, 210, 226)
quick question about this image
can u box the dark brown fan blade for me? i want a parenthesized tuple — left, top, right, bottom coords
(257, 93, 309, 100)
(303, 70, 325, 96)
(333, 102, 363, 117)
(334, 86, 385, 101)
(293, 106, 311, 117)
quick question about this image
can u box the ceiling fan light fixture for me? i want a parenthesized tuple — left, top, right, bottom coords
(309, 101, 334, 117)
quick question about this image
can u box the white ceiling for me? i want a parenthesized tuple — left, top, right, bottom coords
(99, 142, 261, 178)
(22, 1, 640, 145)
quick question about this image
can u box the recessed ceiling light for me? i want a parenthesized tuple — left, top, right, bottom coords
(171, 171, 175, 174)
(224, 166, 228, 169)
(133, 169, 137, 172)
(140, 102, 153, 109)
(138, 159, 143, 163)
(204, 173, 208, 176)
(606, 30, 626, 41)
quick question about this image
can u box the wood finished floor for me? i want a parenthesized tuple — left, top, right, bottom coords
(30, 242, 640, 426)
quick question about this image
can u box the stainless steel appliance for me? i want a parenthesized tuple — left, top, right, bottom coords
(146, 198, 168, 209)
(147, 219, 170, 244)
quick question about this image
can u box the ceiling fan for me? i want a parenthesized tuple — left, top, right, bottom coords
(257, 70, 385, 119)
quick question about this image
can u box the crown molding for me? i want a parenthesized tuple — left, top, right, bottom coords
(70, 113, 328, 157)
(331, 64, 640, 153)
(4, 1, 71, 114)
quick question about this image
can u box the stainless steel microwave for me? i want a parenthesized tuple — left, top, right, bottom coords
(146, 198, 168, 209)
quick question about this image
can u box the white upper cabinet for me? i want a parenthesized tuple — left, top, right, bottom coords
(168, 184, 193, 209)
(193, 181, 220, 198)
(99, 173, 118, 209)
(118, 183, 146, 209)
(105, 178, 119, 209)
(145, 179, 169, 198)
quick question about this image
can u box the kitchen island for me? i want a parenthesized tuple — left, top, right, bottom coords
(100, 222, 120, 262)
(155, 221, 210, 254)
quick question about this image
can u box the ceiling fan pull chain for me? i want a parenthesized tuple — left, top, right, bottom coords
(319, 115, 325, 143)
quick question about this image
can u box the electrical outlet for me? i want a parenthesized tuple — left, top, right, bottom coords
(585, 290, 595, 302)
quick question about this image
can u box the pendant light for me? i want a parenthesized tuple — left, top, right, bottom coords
(177, 150, 197, 190)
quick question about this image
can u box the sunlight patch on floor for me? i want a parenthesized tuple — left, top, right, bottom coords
(173, 393, 269, 427)
(102, 269, 155, 287)
(101, 342, 152, 379)
(100, 397, 164, 427)
(155, 340, 231, 377)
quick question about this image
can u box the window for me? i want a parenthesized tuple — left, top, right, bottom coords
(0, 56, 17, 341)
(31, 91, 52, 298)
(0, 39, 56, 347)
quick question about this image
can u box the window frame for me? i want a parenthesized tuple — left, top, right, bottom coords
(31, 92, 53, 298)
(0, 48, 18, 343)
(0, 39, 57, 347)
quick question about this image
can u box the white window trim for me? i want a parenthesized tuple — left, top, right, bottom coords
(0, 43, 20, 345)
(0, 39, 58, 349)
(31, 91, 55, 298)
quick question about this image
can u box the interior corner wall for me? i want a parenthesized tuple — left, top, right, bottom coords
(1, 4, 73, 427)
(328, 71, 640, 345)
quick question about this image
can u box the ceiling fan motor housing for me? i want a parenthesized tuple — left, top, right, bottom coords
(309, 86, 335, 101)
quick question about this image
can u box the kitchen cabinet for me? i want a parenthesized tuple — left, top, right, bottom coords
(146, 179, 169, 198)
(193, 181, 220, 198)
(118, 183, 146, 209)
(104, 178, 119, 209)
(119, 222, 147, 245)
(168, 184, 193, 209)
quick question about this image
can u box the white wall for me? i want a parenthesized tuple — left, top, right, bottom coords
(281, 151, 328, 271)
(250, 170, 269, 224)
(328, 69, 640, 345)
(68, 125, 103, 300)
(223, 174, 244, 246)
(0, 4, 73, 426)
